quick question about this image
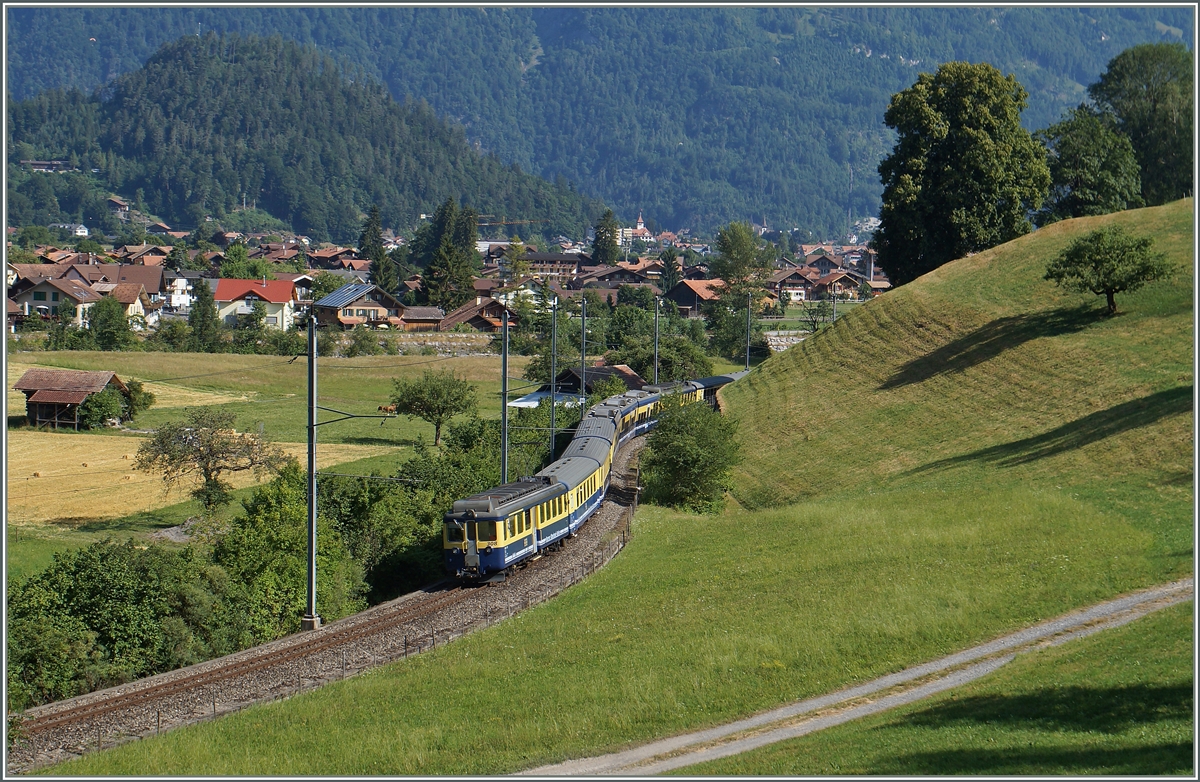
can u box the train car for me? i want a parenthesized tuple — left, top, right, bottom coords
(443, 371, 747, 579)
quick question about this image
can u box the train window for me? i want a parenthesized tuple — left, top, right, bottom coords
(446, 524, 464, 543)
(477, 521, 497, 542)
(506, 516, 515, 539)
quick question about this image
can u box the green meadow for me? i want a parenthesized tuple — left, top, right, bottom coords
(42, 201, 1192, 774)
(679, 601, 1193, 775)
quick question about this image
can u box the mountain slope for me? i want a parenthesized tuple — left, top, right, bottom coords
(7, 34, 601, 242)
(7, 7, 1192, 236)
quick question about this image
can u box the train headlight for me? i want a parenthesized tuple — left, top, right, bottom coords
(484, 546, 493, 554)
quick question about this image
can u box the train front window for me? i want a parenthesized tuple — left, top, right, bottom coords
(446, 524, 464, 543)
(477, 521, 497, 542)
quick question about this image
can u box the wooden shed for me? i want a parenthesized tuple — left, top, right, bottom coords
(12, 369, 129, 430)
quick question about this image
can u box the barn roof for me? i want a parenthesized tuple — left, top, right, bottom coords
(27, 389, 91, 404)
(13, 369, 127, 395)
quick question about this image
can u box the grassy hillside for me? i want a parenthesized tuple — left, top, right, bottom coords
(723, 200, 1193, 575)
(39, 203, 1192, 775)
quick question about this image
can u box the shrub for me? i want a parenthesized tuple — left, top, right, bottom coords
(78, 387, 125, 429)
(641, 398, 742, 513)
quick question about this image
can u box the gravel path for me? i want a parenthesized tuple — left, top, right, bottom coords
(521, 577, 1193, 776)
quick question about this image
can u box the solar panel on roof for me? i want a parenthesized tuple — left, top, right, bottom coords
(314, 283, 375, 309)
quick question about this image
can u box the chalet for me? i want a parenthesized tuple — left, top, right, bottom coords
(308, 247, 360, 268)
(107, 196, 130, 217)
(768, 268, 815, 302)
(73, 264, 166, 302)
(215, 232, 244, 247)
(807, 254, 845, 276)
(146, 222, 173, 235)
(13, 369, 129, 431)
(664, 279, 724, 318)
(212, 278, 299, 330)
(569, 264, 650, 289)
(811, 271, 858, 300)
(93, 282, 154, 327)
(519, 251, 587, 282)
(313, 283, 407, 330)
(9, 278, 101, 324)
(438, 298, 517, 333)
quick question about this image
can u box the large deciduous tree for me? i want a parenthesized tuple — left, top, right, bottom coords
(1088, 42, 1193, 207)
(1034, 106, 1143, 226)
(872, 61, 1050, 287)
(135, 407, 287, 510)
(390, 369, 478, 446)
(1044, 224, 1171, 314)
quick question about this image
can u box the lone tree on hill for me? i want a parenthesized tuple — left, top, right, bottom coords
(135, 407, 287, 511)
(1044, 224, 1171, 315)
(390, 369, 478, 446)
(872, 61, 1050, 287)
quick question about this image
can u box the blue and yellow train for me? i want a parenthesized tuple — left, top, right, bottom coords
(443, 372, 746, 579)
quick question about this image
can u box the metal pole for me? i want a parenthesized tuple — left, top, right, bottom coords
(653, 296, 660, 384)
(303, 317, 320, 631)
(745, 290, 752, 372)
(501, 311, 509, 484)
(580, 296, 587, 402)
(549, 298, 557, 460)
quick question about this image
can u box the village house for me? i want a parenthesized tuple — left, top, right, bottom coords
(163, 270, 209, 310)
(92, 282, 155, 327)
(664, 278, 724, 318)
(314, 283, 403, 330)
(438, 298, 517, 332)
(212, 278, 299, 330)
(49, 223, 89, 237)
(13, 368, 130, 431)
(9, 277, 102, 324)
(767, 268, 815, 302)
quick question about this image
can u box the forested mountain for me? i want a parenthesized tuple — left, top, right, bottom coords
(7, 35, 601, 243)
(7, 7, 1193, 237)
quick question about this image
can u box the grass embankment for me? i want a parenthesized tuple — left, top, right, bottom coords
(681, 601, 1193, 775)
(34, 202, 1195, 775)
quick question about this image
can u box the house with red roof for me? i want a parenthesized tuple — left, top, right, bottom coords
(212, 278, 299, 330)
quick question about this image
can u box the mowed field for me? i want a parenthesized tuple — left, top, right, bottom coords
(49, 202, 1192, 776)
(6, 431, 395, 525)
(5, 351, 528, 577)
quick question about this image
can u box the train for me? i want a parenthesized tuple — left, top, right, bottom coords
(443, 371, 747, 580)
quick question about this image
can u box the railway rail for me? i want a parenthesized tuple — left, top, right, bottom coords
(7, 439, 646, 774)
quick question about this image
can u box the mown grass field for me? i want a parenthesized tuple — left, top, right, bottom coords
(679, 601, 1193, 775)
(43, 202, 1193, 775)
(4, 352, 527, 580)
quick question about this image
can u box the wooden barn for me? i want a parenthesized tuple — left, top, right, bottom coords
(12, 369, 129, 430)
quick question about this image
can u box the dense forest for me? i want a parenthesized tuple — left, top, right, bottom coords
(6, 7, 1192, 238)
(6, 35, 601, 243)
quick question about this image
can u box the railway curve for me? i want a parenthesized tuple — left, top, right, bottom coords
(8, 438, 647, 774)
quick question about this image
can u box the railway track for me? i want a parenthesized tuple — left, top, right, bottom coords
(8, 438, 647, 774)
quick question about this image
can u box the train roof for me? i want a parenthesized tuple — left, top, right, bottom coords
(559, 436, 612, 465)
(574, 416, 617, 441)
(691, 372, 748, 389)
(449, 476, 564, 516)
(536, 456, 600, 489)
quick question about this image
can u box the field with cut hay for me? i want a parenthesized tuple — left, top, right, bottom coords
(5, 430, 395, 526)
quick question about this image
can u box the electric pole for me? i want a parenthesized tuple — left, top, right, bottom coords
(302, 318, 320, 631)
(744, 290, 752, 372)
(653, 296, 661, 384)
(549, 298, 557, 460)
(501, 310, 509, 484)
(580, 295, 587, 403)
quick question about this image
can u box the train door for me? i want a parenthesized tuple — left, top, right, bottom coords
(464, 521, 480, 569)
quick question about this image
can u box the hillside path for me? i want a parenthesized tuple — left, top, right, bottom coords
(520, 578, 1193, 776)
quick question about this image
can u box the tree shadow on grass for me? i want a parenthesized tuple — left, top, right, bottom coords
(911, 385, 1193, 471)
(338, 434, 416, 447)
(875, 684, 1193, 775)
(878, 743, 1192, 775)
(879, 305, 1106, 390)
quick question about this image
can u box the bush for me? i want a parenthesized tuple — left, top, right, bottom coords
(345, 324, 383, 357)
(641, 398, 741, 513)
(78, 387, 124, 429)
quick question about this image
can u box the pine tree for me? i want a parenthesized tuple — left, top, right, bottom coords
(592, 209, 620, 265)
(188, 278, 224, 352)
